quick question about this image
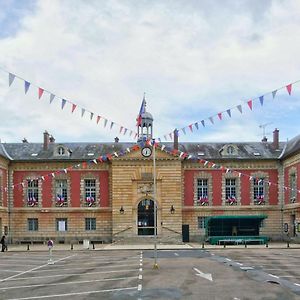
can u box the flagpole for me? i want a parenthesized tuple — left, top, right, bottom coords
(153, 138, 158, 269)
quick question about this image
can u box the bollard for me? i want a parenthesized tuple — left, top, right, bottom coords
(71, 243, 73, 250)
(287, 241, 290, 248)
(266, 242, 268, 248)
(27, 244, 30, 251)
(92, 242, 95, 250)
(223, 242, 226, 248)
(202, 242, 205, 249)
(244, 241, 247, 248)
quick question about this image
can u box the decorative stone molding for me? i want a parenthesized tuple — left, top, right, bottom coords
(288, 167, 297, 203)
(22, 174, 42, 208)
(80, 173, 100, 207)
(51, 173, 71, 207)
(193, 171, 212, 206)
(250, 171, 269, 205)
(222, 172, 240, 206)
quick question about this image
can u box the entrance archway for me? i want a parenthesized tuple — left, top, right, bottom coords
(137, 199, 156, 235)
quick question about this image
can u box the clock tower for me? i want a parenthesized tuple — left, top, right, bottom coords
(137, 97, 153, 142)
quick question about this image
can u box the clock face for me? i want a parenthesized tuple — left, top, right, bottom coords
(141, 147, 152, 157)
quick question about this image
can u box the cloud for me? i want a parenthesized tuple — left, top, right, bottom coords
(0, 0, 300, 144)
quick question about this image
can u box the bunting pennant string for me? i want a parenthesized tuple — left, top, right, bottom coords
(0, 66, 137, 140)
(159, 79, 299, 141)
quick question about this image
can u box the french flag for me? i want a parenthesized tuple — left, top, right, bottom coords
(136, 95, 146, 126)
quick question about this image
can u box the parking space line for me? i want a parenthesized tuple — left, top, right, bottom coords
(6, 269, 139, 281)
(0, 275, 137, 291)
(0, 254, 77, 283)
(7, 286, 138, 300)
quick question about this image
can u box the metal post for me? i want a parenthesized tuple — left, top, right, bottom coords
(153, 140, 158, 269)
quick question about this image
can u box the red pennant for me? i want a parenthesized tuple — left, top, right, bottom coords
(38, 88, 44, 99)
(247, 100, 252, 110)
(71, 104, 77, 113)
(119, 126, 123, 134)
(188, 124, 193, 132)
(96, 116, 101, 124)
(217, 113, 222, 120)
(107, 154, 113, 160)
(286, 83, 292, 95)
(97, 156, 103, 163)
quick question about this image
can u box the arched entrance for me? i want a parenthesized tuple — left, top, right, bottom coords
(137, 199, 156, 235)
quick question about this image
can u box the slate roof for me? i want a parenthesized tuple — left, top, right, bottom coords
(280, 134, 300, 159)
(0, 140, 286, 161)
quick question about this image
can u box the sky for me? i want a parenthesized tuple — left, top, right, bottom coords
(0, 0, 300, 144)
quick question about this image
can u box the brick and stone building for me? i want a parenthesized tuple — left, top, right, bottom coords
(0, 107, 299, 244)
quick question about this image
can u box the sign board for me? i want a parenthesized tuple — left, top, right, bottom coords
(58, 221, 66, 231)
(47, 240, 54, 248)
(284, 223, 289, 233)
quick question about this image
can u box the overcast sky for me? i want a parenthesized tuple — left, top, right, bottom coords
(0, 0, 300, 144)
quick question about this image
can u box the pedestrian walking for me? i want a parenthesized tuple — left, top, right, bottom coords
(0, 235, 7, 252)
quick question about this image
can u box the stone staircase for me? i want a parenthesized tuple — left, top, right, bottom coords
(112, 235, 183, 245)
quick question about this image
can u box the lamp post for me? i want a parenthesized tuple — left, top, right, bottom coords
(152, 139, 158, 269)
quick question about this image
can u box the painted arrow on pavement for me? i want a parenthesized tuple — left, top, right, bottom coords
(193, 267, 213, 282)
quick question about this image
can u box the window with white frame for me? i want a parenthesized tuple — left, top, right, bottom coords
(85, 218, 96, 230)
(290, 173, 296, 202)
(27, 179, 39, 207)
(254, 178, 265, 205)
(225, 178, 237, 205)
(55, 179, 68, 206)
(198, 216, 207, 229)
(197, 179, 209, 205)
(28, 218, 38, 231)
(84, 179, 96, 207)
(56, 218, 68, 231)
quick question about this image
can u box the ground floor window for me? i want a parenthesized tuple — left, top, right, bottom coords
(85, 218, 96, 231)
(56, 218, 68, 231)
(137, 199, 156, 235)
(198, 216, 207, 229)
(28, 218, 38, 231)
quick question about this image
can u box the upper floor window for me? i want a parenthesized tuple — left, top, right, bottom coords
(290, 173, 297, 203)
(84, 179, 96, 207)
(197, 179, 209, 206)
(254, 178, 265, 205)
(225, 178, 237, 205)
(27, 179, 39, 207)
(55, 179, 68, 207)
(57, 147, 65, 155)
(0, 174, 3, 206)
(227, 146, 235, 155)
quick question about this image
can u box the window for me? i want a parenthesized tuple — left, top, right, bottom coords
(28, 218, 38, 231)
(56, 218, 68, 231)
(198, 216, 207, 229)
(27, 179, 39, 206)
(254, 178, 265, 205)
(55, 179, 68, 206)
(84, 179, 96, 206)
(85, 218, 96, 231)
(197, 179, 209, 206)
(227, 146, 235, 155)
(57, 147, 65, 155)
(225, 178, 237, 205)
(0, 174, 2, 206)
(290, 173, 296, 203)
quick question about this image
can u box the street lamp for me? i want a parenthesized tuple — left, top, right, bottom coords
(152, 139, 158, 269)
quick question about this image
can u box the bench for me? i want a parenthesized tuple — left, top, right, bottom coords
(218, 238, 265, 245)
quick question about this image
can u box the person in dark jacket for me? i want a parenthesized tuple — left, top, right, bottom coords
(1, 235, 6, 252)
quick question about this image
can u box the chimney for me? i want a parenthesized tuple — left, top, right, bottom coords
(272, 128, 279, 149)
(43, 131, 50, 150)
(22, 138, 28, 143)
(173, 129, 178, 150)
(261, 136, 268, 143)
(114, 137, 119, 143)
(49, 135, 55, 143)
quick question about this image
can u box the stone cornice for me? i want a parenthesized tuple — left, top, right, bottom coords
(11, 207, 112, 213)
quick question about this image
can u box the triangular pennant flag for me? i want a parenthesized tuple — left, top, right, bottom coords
(81, 108, 85, 117)
(237, 104, 242, 113)
(9, 73, 15, 86)
(96, 116, 101, 124)
(272, 90, 277, 99)
(120, 126, 123, 134)
(164, 135, 167, 141)
(90, 112, 94, 120)
(104, 119, 108, 127)
(50, 93, 55, 103)
(195, 122, 199, 130)
(134, 133, 138, 139)
(61, 99, 67, 110)
(124, 128, 127, 135)
(217, 112, 222, 120)
(209, 117, 214, 124)
(286, 83, 292, 95)
(188, 124, 193, 132)
(259, 96, 264, 106)
(201, 120, 205, 127)
(182, 128, 186, 135)
(226, 109, 231, 117)
(38, 88, 44, 99)
(130, 130, 133, 136)
(24, 81, 30, 94)
(71, 104, 77, 113)
(169, 133, 173, 139)
(110, 122, 114, 129)
(247, 100, 252, 110)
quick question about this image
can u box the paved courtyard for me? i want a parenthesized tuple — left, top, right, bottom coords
(0, 246, 299, 299)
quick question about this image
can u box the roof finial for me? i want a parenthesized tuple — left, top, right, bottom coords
(143, 92, 146, 111)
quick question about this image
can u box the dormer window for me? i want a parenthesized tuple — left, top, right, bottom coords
(58, 147, 65, 155)
(220, 144, 238, 156)
(227, 146, 234, 155)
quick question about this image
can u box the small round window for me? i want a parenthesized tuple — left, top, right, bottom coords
(58, 147, 65, 155)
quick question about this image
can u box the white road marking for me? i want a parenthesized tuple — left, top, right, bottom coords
(294, 283, 300, 287)
(138, 284, 142, 291)
(140, 263, 143, 267)
(268, 274, 279, 279)
(240, 267, 253, 270)
(225, 258, 231, 261)
(236, 262, 243, 266)
(0, 254, 77, 283)
(139, 268, 143, 272)
(6, 269, 139, 281)
(0, 276, 137, 291)
(138, 274, 142, 280)
(193, 267, 213, 282)
(7, 286, 138, 300)
(174, 253, 179, 256)
(0, 270, 24, 273)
